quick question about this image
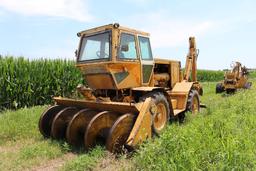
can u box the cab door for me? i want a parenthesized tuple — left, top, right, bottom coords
(115, 32, 141, 88)
(138, 36, 154, 86)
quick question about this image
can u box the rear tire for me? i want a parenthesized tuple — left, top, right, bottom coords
(226, 89, 236, 94)
(187, 90, 200, 113)
(140, 92, 170, 136)
(216, 83, 224, 93)
(244, 82, 252, 89)
(179, 89, 200, 123)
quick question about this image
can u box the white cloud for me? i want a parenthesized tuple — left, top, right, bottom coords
(126, 11, 215, 48)
(125, 0, 153, 4)
(149, 20, 214, 49)
(0, 0, 93, 22)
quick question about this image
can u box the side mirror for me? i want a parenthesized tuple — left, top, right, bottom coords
(121, 44, 129, 52)
(75, 50, 78, 57)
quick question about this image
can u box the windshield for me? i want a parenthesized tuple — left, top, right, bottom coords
(78, 32, 111, 61)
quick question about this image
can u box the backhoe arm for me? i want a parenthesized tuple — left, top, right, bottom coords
(183, 37, 198, 82)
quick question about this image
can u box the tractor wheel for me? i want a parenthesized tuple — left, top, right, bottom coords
(216, 83, 224, 94)
(178, 90, 200, 123)
(141, 92, 170, 136)
(244, 82, 252, 89)
(187, 90, 200, 113)
(226, 89, 236, 94)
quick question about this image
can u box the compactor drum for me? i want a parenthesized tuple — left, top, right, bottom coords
(216, 62, 252, 94)
(39, 23, 203, 153)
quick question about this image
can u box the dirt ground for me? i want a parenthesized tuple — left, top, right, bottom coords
(92, 152, 133, 171)
(30, 153, 76, 171)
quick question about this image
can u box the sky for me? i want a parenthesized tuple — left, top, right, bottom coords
(0, 0, 255, 70)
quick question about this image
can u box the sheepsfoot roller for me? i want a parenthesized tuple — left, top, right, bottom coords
(39, 97, 153, 153)
(39, 23, 204, 153)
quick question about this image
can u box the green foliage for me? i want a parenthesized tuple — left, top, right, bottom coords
(0, 106, 67, 170)
(133, 81, 256, 170)
(249, 71, 256, 79)
(197, 69, 224, 82)
(197, 69, 256, 82)
(2, 55, 256, 170)
(1, 56, 254, 110)
(0, 106, 44, 144)
(0, 81, 256, 170)
(0, 106, 104, 171)
(0, 56, 83, 110)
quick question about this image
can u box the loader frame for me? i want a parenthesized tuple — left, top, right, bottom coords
(39, 23, 203, 153)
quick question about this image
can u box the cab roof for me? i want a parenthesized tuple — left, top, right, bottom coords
(77, 23, 150, 37)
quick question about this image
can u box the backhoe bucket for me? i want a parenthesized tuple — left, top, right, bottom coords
(38, 97, 153, 153)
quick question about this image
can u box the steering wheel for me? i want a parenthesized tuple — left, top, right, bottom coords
(96, 51, 109, 58)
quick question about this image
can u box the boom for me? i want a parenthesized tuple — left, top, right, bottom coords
(183, 37, 198, 82)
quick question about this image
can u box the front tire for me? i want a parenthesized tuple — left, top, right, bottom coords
(216, 83, 224, 94)
(140, 92, 170, 136)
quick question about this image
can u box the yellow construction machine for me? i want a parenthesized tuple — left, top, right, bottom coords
(39, 23, 203, 153)
(216, 62, 252, 94)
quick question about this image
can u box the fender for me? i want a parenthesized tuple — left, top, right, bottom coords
(168, 81, 194, 115)
(131, 86, 164, 92)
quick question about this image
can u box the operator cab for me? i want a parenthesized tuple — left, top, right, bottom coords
(75, 23, 154, 90)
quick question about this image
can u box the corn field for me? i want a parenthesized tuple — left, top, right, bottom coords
(0, 56, 83, 110)
(1, 56, 253, 110)
(197, 69, 256, 82)
(197, 70, 224, 82)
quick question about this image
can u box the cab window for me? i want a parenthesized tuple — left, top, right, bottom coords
(79, 32, 110, 61)
(119, 33, 137, 59)
(139, 36, 153, 60)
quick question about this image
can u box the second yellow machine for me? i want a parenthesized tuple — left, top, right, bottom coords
(39, 23, 203, 153)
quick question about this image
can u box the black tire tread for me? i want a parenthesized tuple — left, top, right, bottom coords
(186, 90, 200, 112)
(216, 83, 224, 94)
(244, 82, 252, 89)
(179, 89, 200, 123)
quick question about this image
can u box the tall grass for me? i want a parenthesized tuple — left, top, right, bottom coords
(133, 82, 256, 170)
(249, 70, 256, 79)
(0, 56, 83, 110)
(0, 106, 105, 171)
(0, 76, 255, 170)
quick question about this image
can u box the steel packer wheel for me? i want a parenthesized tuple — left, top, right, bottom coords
(51, 107, 79, 139)
(39, 105, 65, 138)
(106, 113, 136, 153)
(66, 109, 98, 146)
(84, 111, 120, 150)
